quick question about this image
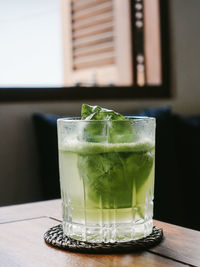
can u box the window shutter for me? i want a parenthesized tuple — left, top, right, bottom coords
(133, 0, 162, 86)
(61, 0, 133, 86)
(143, 0, 161, 85)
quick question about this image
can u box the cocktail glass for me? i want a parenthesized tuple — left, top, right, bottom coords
(57, 117, 155, 243)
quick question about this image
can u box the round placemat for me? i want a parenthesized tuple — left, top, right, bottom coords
(44, 225, 163, 253)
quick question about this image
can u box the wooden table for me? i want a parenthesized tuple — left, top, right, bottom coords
(0, 199, 199, 267)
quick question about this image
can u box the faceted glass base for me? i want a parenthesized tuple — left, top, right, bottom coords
(63, 219, 153, 243)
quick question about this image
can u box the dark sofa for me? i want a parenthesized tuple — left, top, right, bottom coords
(33, 107, 200, 231)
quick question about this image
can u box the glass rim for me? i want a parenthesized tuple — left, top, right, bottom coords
(57, 116, 155, 123)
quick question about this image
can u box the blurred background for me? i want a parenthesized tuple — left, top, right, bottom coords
(0, 0, 200, 230)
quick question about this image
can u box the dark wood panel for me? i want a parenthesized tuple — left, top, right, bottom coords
(0, 85, 171, 102)
(0, 217, 186, 267)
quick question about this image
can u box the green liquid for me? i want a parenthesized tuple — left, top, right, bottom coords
(59, 141, 155, 225)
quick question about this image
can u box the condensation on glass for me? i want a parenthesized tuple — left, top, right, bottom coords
(57, 117, 156, 243)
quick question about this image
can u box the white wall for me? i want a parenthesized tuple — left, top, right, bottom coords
(0, 0, 200, 206)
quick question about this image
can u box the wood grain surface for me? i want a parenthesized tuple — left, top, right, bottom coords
(0, 199, 62, 224)
(0, 217, 186, 267)
(0, 200, 199, 267)
(153, 220, 200, 267)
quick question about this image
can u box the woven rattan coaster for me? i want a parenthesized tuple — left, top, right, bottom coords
(44, 225, 163, 253)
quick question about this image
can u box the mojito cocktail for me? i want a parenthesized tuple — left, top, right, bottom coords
(58, 105, 155, 243)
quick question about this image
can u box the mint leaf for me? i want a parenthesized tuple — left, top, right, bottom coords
(81, 104, 125, 121)
(77, 104, 153, 210)
(78, 152, 133, 208)
(81, 104, 134, 143)
(78, 150, 154, 209)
